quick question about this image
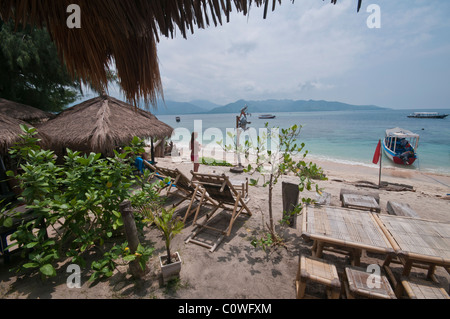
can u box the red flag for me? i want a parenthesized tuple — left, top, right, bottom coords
(372, 140, 381, 164)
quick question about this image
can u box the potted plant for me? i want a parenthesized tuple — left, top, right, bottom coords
(146, 206, 184, 284)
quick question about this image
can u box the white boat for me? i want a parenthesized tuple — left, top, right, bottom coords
(382, 127, 419, 166)
(407, 112, 448, 119)
(258, 114, 276, 119)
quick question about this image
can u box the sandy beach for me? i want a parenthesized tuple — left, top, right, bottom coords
(1, 150, 449, 300)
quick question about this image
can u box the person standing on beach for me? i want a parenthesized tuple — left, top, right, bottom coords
(190, 132, 201, 172)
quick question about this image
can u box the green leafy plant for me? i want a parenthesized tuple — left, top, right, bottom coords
(224, 123, 325, 250)
(89, 241, 154, 282)
(5, 126, 158, 280)
(141, 206, 184, 264)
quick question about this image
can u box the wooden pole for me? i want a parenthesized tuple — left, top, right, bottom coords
(119, 200, 147, 278)
(378, 146, 382, 188)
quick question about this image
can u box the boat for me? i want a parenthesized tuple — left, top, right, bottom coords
(175, 116, 180, 122)
(258, 114, 276, 119)
(407, 112, 448, 119)
(382, 127, 419, 166)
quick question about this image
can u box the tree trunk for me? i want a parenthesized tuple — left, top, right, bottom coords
(119, 200, 147, 278)
(268, 173, 274, 234)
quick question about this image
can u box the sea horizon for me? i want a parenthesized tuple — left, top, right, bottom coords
(155, 108, 450, 176)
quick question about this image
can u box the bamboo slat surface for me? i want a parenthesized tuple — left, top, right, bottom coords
(344, 266, 396, 299)
(299, 255, 341, 287)
(401, 277, 450, 299)
(302, 206, 394, 254)
(375, 214, 450, 265)
(341, 194, 381, 212)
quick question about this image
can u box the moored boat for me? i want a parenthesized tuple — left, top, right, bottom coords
(407, 112, 448, 119)
(382, 127, 419, 165)
(258, 114, 276, 119)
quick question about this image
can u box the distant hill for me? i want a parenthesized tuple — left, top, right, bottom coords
(150, 100, 207, 115)
(189, 99, 221, 111)
(208, 99, 386, 114)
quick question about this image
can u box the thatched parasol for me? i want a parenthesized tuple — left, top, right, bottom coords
(0, 113, 50, 155)
(0, 1, 362, 108)
(38, 95, 174, 157)
(0, 98, 53, 123)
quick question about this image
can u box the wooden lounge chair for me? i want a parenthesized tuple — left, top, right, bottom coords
(144, 162, 216, 223)
(185, 172, 252, 252)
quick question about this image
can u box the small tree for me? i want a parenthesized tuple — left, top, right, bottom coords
(142, 206, 184, 264)
(243, 123, 326, 249)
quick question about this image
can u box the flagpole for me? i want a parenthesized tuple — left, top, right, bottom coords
(378, 144, 382, 188)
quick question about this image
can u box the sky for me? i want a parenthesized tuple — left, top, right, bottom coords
(110, 0, 450, 110)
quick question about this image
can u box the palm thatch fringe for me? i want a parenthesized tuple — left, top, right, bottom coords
(0, 1, 362, 109)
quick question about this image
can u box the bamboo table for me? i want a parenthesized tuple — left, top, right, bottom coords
(373, 214, 450, 279)
(301, 205, 395, 266)
(341, 193, 381, 213)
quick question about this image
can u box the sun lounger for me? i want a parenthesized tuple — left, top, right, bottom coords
(144, 162, 216, 223)
(185, 172, 252, 252)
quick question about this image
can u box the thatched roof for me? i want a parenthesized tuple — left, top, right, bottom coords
(0, 98, 53, 123)
(0, 1, 362, 108)
(0, 114, 50, 155)
(38, 95, 174, 156)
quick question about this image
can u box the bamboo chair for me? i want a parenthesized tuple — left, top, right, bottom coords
(144, 162, 216, 223)
(142, 160, 170, 193)
(185, 172, 252, 252)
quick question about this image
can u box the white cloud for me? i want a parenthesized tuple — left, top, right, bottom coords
(154, 0, 450, 109)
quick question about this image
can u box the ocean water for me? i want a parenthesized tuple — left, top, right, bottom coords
(155, 109, 450, 176)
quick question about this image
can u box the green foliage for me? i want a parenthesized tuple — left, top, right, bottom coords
(141, 206, 184, 265)
(5, 126, 156, 280)
(223, 123, 325, 251)
(89, 242, 154, 282)
(0, 20, 81, 112)
(200, 157, 233, 167)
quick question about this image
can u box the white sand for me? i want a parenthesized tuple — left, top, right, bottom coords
(1, 150, 449, 299)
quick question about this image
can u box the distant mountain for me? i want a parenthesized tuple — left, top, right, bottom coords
(150, 100, 207, 115)
(189, 99, 221, 111)
(208, 99, 386, 114)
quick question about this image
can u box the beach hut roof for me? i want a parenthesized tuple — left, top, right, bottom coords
(0, 98, 53, 122)
(0, 114, 49, 155)
(0, 1, 362, 107)
(38, 95, 174, 156)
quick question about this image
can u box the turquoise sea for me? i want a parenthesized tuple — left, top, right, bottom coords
(156, 109, 450, 176)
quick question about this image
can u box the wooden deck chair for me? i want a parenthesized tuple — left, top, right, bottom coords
(145, 163, 216, 223)
(185, 172, 252, 252)
(142, 160, 171, 193)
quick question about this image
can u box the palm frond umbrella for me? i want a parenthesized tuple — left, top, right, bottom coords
(0, 98, 53, 123)
(0, 1, 362, 108)
(38, 95, 174, 157)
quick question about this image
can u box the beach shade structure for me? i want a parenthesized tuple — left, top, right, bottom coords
(0, 1, 362, 108)
(38, 95, 174, 157)
(0, 98, 53, 123)
(0, 113, 50, 156)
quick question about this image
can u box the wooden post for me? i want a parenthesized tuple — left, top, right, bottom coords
(119, 200, 147, 278)
(282, 182, 299, 228)
(378, 149, 382, 188)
